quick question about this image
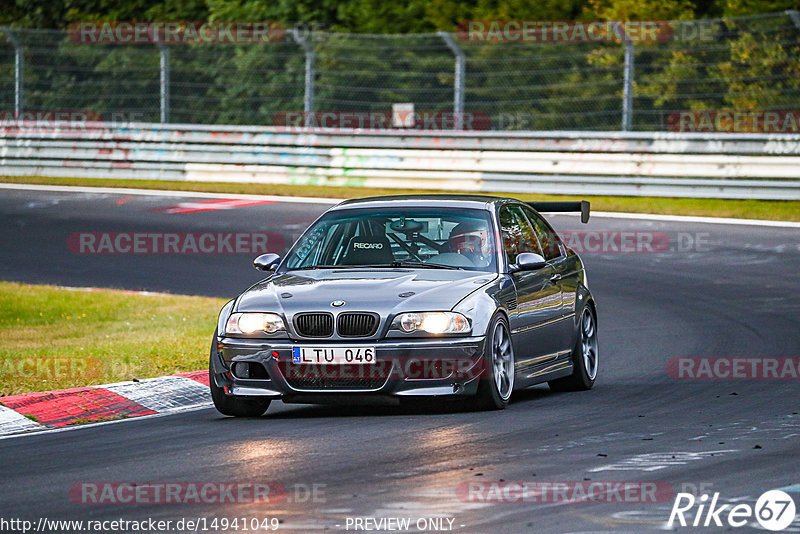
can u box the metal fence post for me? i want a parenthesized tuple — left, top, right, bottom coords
(156, 43, 170, 123)
(291, 29, 315, 126)
(438, 32, 465, 130)
(787, 10, 800, 30)
(622, 40, 635, 131)
(1, 27, 24, 116)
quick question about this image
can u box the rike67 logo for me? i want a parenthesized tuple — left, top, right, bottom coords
(668, 490, 796, 531)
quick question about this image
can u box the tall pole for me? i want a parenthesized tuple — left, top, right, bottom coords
(291, 29, 316, 127)
(1, 27, 24, 116)
(157, 43, 170, 123)
(439, 32, 465, 130)
(787, 10, 800, 31)
(622, 40, 635, 131)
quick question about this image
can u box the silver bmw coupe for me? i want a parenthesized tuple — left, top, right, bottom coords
(210, 195, 598, 416)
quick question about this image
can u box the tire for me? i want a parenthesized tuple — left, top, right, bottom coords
(209, 333, 271, 417)
(549, 304, 598, 392)
(473, 314, 515, 410)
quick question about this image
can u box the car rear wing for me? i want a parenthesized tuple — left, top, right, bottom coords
(528, 201, 590, 224)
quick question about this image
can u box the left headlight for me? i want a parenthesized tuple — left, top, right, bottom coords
(225, 312, 286, 335)
(391, 312, 471, 335)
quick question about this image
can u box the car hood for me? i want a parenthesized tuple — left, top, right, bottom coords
(235, 268, 497, 316)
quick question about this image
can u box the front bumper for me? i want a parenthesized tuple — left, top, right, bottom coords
(210, 336, 487, 402)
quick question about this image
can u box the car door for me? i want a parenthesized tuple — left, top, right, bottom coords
(521, 205, 577, 355)
(498, 205, 563, 374)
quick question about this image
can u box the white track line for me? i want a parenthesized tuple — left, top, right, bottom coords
(2, 182, 799, 227)
(590, 210, 800, 228)
(0, 183, 340, 205)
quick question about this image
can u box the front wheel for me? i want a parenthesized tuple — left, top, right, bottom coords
(473, 314, 515, 410)
(549, 305, 598, 392)
(209, 334, 271, 417)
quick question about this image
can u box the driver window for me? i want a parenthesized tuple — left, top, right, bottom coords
(499, 205, 543, 265)
(521, 206, 563, 261)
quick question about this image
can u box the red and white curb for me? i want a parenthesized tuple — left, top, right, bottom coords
(0, 371, 210, 437)
(149, 198, 276, 214)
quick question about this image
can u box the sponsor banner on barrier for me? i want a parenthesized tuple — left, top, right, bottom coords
(667, 357, 800, 380)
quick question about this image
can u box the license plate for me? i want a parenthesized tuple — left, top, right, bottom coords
(292, 346, 376, 365)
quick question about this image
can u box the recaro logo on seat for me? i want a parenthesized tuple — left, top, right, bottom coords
(353, 242, 383, 249)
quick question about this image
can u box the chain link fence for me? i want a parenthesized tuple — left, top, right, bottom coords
(1, 11, 799, 131)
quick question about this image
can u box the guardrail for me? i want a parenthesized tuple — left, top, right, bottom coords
(2, 123, 800, 199)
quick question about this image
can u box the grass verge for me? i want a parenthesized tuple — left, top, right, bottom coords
(2, 175, 800, 222)
(0, 282, 225, 396)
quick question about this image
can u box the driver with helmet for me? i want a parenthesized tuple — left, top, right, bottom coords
(449, 219, 492, 266)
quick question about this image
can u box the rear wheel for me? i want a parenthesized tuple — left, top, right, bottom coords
(473, 314, 515, 410)
(209, 333, 271, 417)
(549, 305, 598, 392)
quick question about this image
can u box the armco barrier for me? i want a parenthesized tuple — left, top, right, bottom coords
(2, 123, 800, 199)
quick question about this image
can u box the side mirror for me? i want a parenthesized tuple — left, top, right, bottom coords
(511, 252, 547, 272)
(253, 253, 281, 272)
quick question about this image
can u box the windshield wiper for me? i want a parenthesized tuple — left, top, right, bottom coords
(290, 264, 403, 270)
(290, 265, 349, 270)
(390, 261, 463, 270)
(291, 262, 463, 271)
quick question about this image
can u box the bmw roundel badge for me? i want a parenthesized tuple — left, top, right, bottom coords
(331, 300, 345, 307)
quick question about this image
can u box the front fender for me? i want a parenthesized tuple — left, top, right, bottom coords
(216, 299, 235, 337)
(452, 279, 507, 337)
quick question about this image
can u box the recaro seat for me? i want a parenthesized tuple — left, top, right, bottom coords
(341, 235, 394, 265)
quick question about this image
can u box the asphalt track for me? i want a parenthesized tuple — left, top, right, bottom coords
(1, 186, 799, 533)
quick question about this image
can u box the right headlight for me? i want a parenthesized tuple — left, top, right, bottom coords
(391, 312, 471, 335)
(225, 312, 286, 336)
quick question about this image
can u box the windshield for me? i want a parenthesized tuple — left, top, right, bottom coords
(283, 207, 497, 272)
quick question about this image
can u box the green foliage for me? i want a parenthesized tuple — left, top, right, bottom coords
(586, 0, 697, 21)
(723, 0, 800, 17)
(3, 0, 797, 30)
(0, 282, 225, 396)
(1, 2, 798, 131)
